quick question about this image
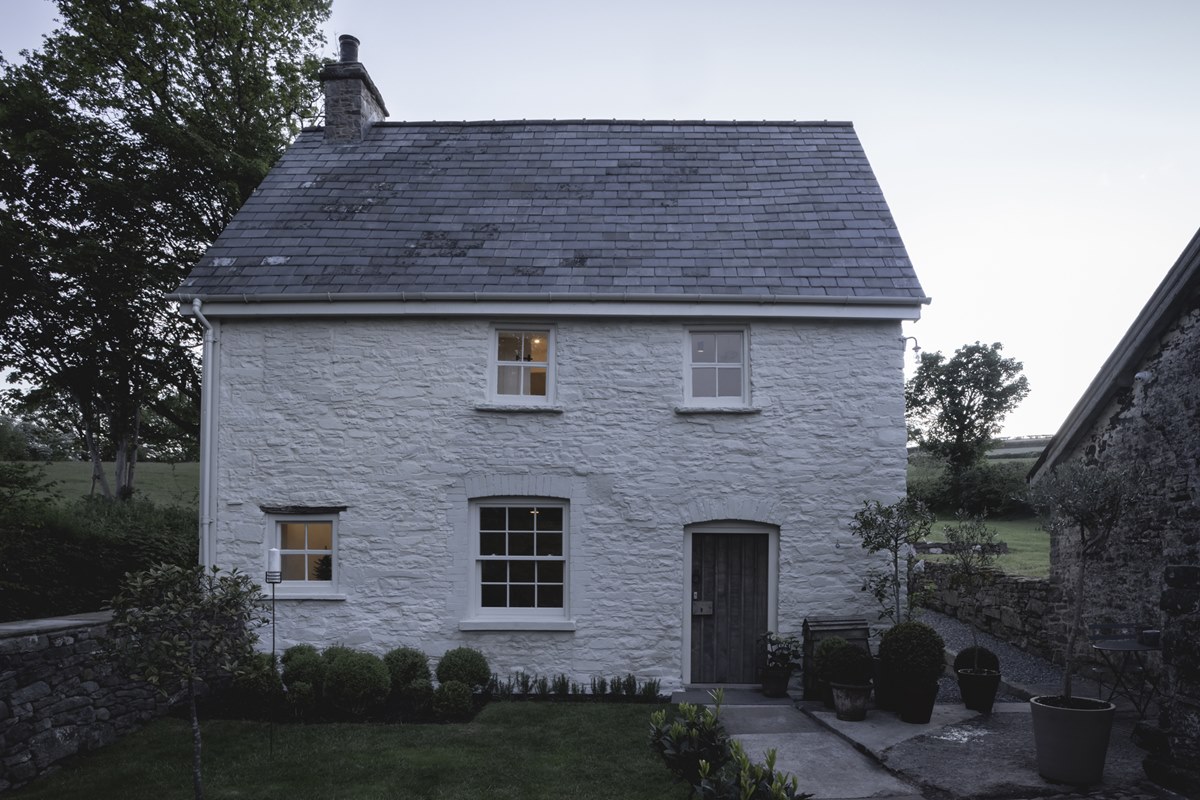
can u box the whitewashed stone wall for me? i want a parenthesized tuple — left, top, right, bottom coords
(210, 316, 906, 689)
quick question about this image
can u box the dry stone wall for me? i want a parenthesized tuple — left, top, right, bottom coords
(0, 613, 168, 793)
(1048, 299, 1200, 795)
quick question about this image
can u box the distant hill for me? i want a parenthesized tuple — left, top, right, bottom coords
(25, 461, 200, 507)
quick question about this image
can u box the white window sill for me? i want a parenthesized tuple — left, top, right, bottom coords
(475, 402, 564, 414)
(459, 619, 577, 632)
(675, 405, 762, 415)
(271, 591, 348, 601)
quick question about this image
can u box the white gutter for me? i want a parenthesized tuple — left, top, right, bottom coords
(191, 299, 218, 567)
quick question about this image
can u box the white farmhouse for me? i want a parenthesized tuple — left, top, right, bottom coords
(170, 36, 929, 690)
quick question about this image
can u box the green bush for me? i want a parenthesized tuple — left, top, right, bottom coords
(953, 645, 1000, 673)
(649, 692, 731, 788)
(0, 495, 196, 622)
(384, 646, 431, 692)
(695, 741, 806, 800)
(824, 645, 873, 685)
(432, 679, 474, 720)
(435, 647, 490, 688)
(322, 648, 390, 720)
(399, 677, 434, 720)
(222, 652, 284, 719)
(879, 621, 945, 685)
(813, 636, 849, 683)
(281, 645, 326, 698)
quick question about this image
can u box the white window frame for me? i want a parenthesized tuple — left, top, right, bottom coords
(269, 513, 340, 597)
(469, 498, 569, 622)
(488, 325, 555, 404)
(683, 326, 750, 407)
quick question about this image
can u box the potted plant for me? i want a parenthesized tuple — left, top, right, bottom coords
(942, 511, 1003, 713)
(759, 632, 802, 698)
(826, 644, 874, 721)
(1025, 459, 1145, 785)
(878, 621, 945, 724)
(849, 498, 935, 710)
(812, 636, 849, 708)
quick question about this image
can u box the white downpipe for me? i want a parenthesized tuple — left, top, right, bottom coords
(191, 299, 217, 567)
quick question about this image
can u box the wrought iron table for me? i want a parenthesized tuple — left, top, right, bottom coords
(1090, 638, 1160, 716)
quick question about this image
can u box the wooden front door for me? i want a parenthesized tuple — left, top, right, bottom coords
(690, 533, 769, 683)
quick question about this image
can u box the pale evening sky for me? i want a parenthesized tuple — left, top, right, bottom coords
(4, 0, 1199, 438)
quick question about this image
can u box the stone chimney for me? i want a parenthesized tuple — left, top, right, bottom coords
(318, 35, 389, 143)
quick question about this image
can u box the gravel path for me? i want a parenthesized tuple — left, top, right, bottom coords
(921, 609, 1066, 701)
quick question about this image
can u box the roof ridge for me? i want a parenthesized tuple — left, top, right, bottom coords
(304, 119, 854, 131)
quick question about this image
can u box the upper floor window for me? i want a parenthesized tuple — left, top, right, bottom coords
(490, 327, 554, 403)
(685, 328, 749, 406)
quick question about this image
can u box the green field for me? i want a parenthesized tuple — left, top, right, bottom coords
(927, 515, 1050, 578)
(31, 461, 199, 507)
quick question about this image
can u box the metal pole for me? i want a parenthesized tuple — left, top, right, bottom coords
(266, 550, 282, 761)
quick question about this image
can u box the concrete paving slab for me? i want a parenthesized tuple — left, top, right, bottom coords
(806, 703, 980, 752)
(721, 704, 825, 734)
(734, 732, 922, 800)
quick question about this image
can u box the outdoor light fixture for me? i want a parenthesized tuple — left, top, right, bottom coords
(265, 547, 282, 759)
(900, 336, 921, 359)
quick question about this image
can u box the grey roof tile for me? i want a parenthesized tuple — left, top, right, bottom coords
(176, 120, 924, 301)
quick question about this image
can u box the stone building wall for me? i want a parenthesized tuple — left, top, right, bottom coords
(208, 315, 909, 690)
(1048, 299, 1200, 795)
(0, 613, 168, 793)
(922, 561, 1055, 661)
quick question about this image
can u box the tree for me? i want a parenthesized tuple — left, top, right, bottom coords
(905, 342, 1030, 505)
(849, 498, 935, 623)
(107, 563, 266, 800)
(1026, 460, 1146, 700)
(0, 0, 330, 498)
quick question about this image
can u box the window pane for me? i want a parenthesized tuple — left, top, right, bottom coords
(528, 367, 547, 396)
(497, 331, 524, 361)
(528, 332, 549, 362)
(692, 367, 717, 397)
(716, 332, 743, 363)
(481, 585, 507, 607)
(536, 531, 563, 556)
(509, 531, 534, 556)
(308, 522, 333, 551)
(309, 555, 333, 581)
(280, 523, 306, 550)
(480, 531, 506, 556)
(717, 367, 743, 397)
(538, 585, 564, 608)
(538, 561, 564, 583)
(536, 507, 563, 531)
(497, 365, 522, 395)
(281, 554, 306, 581)
(691, 333, 716, 363)
(510, 560, 535, 582)
(481, 561, 507, 582)
(509, 508, 536, 531)
(480, 507, 506, 531)
(510, 585, 535, 607)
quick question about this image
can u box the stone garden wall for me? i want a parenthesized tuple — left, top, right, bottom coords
(922, 561, 1055, 662)
(0, 612, 168, 793)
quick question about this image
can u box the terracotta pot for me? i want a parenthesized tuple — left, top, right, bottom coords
(957, 668, 1001, 714)
(897, 680, 938, 724)
(830, 682, 872, 721)
(1030, 695, 1115, 785)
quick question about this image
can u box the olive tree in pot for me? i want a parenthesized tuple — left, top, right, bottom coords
(1026, 459, 1146, 785)
(849, 498, 935, 710)
(826, 643, 874, 721)
(942, 511, 1003, 713)
(878, 621, 945, 724)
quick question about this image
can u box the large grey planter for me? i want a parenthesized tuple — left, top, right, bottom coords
(1030, 695, 1116, 785)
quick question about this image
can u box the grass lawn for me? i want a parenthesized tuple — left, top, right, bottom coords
(926, 516, 1050, 578)
(8, 703, 687, 800)
(30, 461, 199, 507)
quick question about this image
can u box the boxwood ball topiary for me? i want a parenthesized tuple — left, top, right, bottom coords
(281, 645, 325, 693)
(433, 679, 474, 720)
(954, 645, 1000, 672)
(879, 621, 946, 684)
(384, 646, 431, 691)
(436, 647, 491, 688)
(825, 644, 874, 685)
(814, 636, 849, 682)
(323, 649, 390, 720)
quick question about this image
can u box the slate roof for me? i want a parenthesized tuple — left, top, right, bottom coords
(174, 120, 926, 304)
